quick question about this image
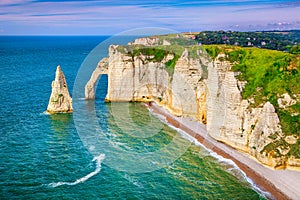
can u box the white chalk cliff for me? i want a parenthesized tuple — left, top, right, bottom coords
(85, 40, 300, 170)
(85, 58, 108, 99)
(47, 66, 73, 114)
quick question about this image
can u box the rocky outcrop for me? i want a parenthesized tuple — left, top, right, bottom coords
(85, 58, 108, 99)
(278, 93, 297, 109)
(163, 40, 171, 46)
(85, 40, 300, 170)
(128, 37, 159, 46)
(47, 66, 73, 114)
(248, 102, 285, 168)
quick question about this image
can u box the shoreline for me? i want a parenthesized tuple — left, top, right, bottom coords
(145, 102, 300, 200)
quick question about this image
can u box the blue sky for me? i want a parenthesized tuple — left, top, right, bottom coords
(0, 0, 299, 35)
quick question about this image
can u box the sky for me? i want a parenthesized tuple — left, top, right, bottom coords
(0, 0, 300, 35)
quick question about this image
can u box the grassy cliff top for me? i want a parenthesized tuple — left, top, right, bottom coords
(204, 45, 300, 158)
(115, 42, 208, 76)
(203, 45, 300, 106)
(117, 34, 300, 158)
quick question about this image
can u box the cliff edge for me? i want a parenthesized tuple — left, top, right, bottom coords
(85, 35, 300, 170)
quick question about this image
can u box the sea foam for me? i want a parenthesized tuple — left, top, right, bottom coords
(48, 154, 105, 188)
(149, 109, 270, 198)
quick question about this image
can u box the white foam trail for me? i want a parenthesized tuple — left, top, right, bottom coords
(148, 109, 270, 198)
(48, 154, 105, 188)
(208, 151, 270, 197)
(180, 127, 270, 197)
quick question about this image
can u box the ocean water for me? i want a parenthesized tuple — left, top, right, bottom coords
(0, 36, 265, 199)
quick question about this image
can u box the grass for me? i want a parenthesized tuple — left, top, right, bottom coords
(204, 45, 300, 159)
(288, 139, 300, 158)
(203, 45, 300, 102)
(131, 47, 180, 76)
(116, 40, 300, 159)
(156, 34, 198, 46)
(226, 48, 300, 143)
(202, 45, 222, 59)
(133, 48, 167, 62)
(117, 44, 186, 76)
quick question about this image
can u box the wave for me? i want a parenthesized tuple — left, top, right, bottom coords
(148, 109, 270, 198)
(123, 174, 143, 188)
(209, 151, 270, 198)
(41, 111, 50, 116)
(48, 154, 105, 188)
(109, 140, 134, 151)
(175, 123, 270, 197)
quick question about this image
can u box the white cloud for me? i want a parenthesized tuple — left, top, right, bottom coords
(0, 0, 300, 35)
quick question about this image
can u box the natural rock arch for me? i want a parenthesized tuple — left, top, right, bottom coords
(85, 58, 108, 99)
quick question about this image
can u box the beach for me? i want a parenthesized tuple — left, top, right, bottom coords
(146, 102, 300, 200)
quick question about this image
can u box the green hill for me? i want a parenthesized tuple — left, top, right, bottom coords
(204, 45, 300, 158)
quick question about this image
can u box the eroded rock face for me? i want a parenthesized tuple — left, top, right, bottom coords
(203, 54, 300, 169)
(206, 54, 250, 151)
(46, 66, 73, 114)
(85, 42, 300, 170)
(205, 55, 300, 169)
(105, 45, 170, 102)
(85, 58, 108, 99)
(128, 37, 159, 46)
(103, 45, 208, 123)
(170, 49, 207, 122)
(248, 102, 285, 168)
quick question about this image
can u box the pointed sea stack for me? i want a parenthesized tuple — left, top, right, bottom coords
(46, 65, 73, 114)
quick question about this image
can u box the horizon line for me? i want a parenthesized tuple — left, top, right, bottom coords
(1, 29, 300, 37)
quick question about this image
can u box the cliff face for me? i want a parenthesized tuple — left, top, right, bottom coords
(85, 58, 108, 99)
(206, 55, 289, 168)
(206, 54, 249, 151)
(85, 38, 300, 170)
(170, 49, 207, 121)
(103, 45, 208, 124)
(47, 66, 73, 114)
(105, 45, 170, 102)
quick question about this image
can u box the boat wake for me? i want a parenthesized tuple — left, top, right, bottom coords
(48, 154, 105, 188)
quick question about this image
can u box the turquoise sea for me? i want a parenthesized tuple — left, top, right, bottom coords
(0, 36, 266, 199)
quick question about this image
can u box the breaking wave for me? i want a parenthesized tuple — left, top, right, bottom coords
(149, 108, 270, 198)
